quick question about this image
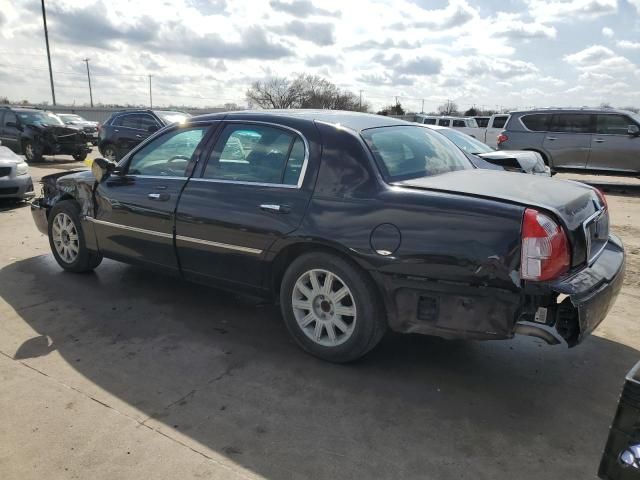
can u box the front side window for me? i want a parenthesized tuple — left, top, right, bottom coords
(203, 124, 305, 185)
(521, 114, 551, 132)
(362, 126, 472, 181)
(438, 119, 451, 126)
(596, 114, 632, 135)
(422, 118, 436, 125)
(3, 111, 16, 127)
(127, 126, 208, 176)
(438, 128, 493, 154)
(549, 114, 594, 133)
(117, 114, 148, 130)
(452, 119, 465, 127)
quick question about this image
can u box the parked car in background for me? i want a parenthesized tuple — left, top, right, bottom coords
(477, 113, 510, 148)
(98, 109, 191, 161)
(415, 114, 480, 137)
(0, 144, 34, 200)
(497, 108, 640, 174)
(0, 107, 92, 162)
(31, 111, 624, 363)
(425, 124, 550, 176)
(57, 113, 99, 146)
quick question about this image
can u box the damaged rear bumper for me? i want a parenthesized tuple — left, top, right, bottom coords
(548, 234, 625, 346)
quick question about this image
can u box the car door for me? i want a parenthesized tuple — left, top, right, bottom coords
(0, 110, 20, 152)
(175, 121, 313, 292)
(92, 124, 212, 270)
(542, 113, 594, 168)
(588, 113, 640, 173)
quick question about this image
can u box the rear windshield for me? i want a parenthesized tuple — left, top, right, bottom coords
(361, 126, 472, 181)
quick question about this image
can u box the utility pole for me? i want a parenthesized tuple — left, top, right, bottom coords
(421, 99, 425, 113)
(359, 90, 363, 111)
(148, 75, 153, 108)
(41, 0, 56, 105)
(83, 58, 93, 107)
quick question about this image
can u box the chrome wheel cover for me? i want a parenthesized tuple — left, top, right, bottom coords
(292, 269, 357, 347)
(103, 146, 116, 161)
(24, 143, 34, 160)
(52, 212, 79, 264)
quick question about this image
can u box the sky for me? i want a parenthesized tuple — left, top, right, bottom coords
(0, 0, 639, 112)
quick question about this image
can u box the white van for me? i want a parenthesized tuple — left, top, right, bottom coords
(415, 114, 481, 138)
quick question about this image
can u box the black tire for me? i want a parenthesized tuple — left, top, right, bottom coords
(48, 200, 103, 273)
(280, 252, 386, 363)
(101, 143, 118, 162)
(72, 151, 88, 162)
(23, 140, 42, 163)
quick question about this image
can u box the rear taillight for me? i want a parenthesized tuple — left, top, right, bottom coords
(497, 134, 508, 145)
(595, 188, 608, 210)
(521, 208, 570, 281)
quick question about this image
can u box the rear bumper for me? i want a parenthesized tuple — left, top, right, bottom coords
(30, 198, 49, 235)
(549, 234, 625, 345)
(0, 175, 34, 199)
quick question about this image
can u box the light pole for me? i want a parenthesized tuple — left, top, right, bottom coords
(41, 0, 56, 105)
(83, 58, 93, 107)
(148, 75, 153, 108)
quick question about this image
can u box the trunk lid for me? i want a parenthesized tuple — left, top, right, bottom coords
(395, 169, 607, 266)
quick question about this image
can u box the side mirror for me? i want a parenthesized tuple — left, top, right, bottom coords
(628, 125, 640, 136)
(91, 157, 117, 182)
(147, 125, 159, 133)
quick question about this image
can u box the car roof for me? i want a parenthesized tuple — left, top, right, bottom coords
(510, 108, 635, 115)
(189, 110, 412, 132)
(2, 107, 42, 112)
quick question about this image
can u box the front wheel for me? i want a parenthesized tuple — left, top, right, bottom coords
(280, 252, 386, 363)
(48, 200, 103, 273)
(101, 144, 117, 162)
(23, 140, 42, 163)
(72, 151, 88, 162)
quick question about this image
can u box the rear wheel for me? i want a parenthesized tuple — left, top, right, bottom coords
(280, 252, 386, 363)
(48, 200, 102, 272)
(72, 151, 87, 162)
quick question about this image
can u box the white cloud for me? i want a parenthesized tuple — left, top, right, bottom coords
(564, 45, 617, 65)
(618, 40, 640, 49)
(602, 26, 614, 37)
(491, 14, 557, 39)
(525, 0, 618, 22)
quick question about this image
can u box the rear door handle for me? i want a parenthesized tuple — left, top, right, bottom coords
(546, 137, 557, 141)
(594, 138, 605, 143)
(260, 204, 291, 214)
(135, 134, 142, 138)
(148, 193, 170, 201)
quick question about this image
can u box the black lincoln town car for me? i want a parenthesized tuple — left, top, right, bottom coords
(30, 111, 625, 362)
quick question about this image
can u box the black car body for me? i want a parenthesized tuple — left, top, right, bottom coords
(57, 113, 99, 146)
(97, 109, 190, 161)
(599, 361, 640, 478)
(31, 111, 625, 362)
(0, 107, 91, 162)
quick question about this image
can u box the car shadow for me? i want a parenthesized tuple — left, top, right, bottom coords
(0, 255, 636, 479)
(0, 198, 29, 212)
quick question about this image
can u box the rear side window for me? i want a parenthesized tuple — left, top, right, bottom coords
(203, 124, 306, 186)
(492, 115, 508, 129)
(452, 119, 465, 127)
(521, 114, 551, 132)
(549, 114, 594, 133)
(422, 118, 436, 125)
(362, 126, 472, 181)
(437, 119, 450, 126)
(596, 114, 631, 135)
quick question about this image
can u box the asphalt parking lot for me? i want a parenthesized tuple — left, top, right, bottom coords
(1, 151, 639, 479)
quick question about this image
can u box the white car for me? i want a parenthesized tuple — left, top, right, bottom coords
(415, 114, 481, 138)
(0, 145, 34, 200)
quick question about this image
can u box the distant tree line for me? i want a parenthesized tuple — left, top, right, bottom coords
(246, 74, 370, 111)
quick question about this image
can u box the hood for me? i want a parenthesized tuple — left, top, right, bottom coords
(394, 169, 600, 233)
(0, 146, 23, 164)
(477, 150, 546, 174)
(66, 120, 98, 128)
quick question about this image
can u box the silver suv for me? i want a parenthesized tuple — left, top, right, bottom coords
(497, 108, 640, 174)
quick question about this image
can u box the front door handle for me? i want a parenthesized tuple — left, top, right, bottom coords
(546, 137, 557, 141)
(148, 192, 170, 201)
(594, 138, 605, 143)
(260, 204, 291, 214)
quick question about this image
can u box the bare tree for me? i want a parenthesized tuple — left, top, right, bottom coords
(437, 100, 458, 115)
(246, 77, 303, 109)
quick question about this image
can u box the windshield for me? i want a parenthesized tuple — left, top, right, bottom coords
(436, 128, 493, 154)
(154, 111, 190, 125)
(630, 112, 640, 125)
(362, 126, 473, 181)
(17, 111, 64, 126)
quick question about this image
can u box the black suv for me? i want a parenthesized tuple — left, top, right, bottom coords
(98, 109, 190, 161)
(0, 107, 91, 162)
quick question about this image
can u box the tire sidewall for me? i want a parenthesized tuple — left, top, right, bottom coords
(280, 252, 383, 362)
(48, 201, 92, 272)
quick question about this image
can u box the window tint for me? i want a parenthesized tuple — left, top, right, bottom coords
(127, 126, 207, 176)
(139, 115, 160, 130)
(492, 115, 508, 129)
(437, 119, 450, 126)
(452, 119, 465, 127)
(549, 114, 593, 133)
(116, 114, 150, 130)
(596, 114, 631, 135)
(3, 111, 16, 127)
(423, 118, 436, 125)
(475, 117, 489, 127)
(203, 124, 304, 185)
(521, 114, 551, 132)
(362, 126, 472, 181)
